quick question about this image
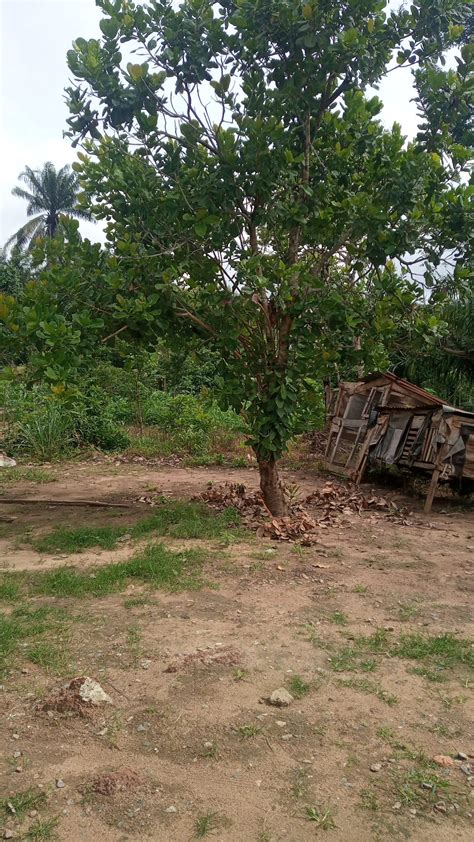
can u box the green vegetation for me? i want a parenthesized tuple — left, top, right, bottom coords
(338, 677, 398, 706)
(32, 502, 244, 554)
(305, 804, 336, 830)
(0, 605, 68, 675)
(395, 632, 474, 671)
(0, 543, 209, 608)
(237, 724, 262, 739)
(194, 811, 221, 838)
(25, 816, 59, 841)
(329, 611, 348, 626)
(0, 467, 55, 486)
(287, 674, 310, 699)
(1, 788, 47, 819)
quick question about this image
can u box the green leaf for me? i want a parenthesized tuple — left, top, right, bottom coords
(99, 18, 119, 38)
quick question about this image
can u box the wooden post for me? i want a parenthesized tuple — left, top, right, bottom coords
(424, 468, 440, 513)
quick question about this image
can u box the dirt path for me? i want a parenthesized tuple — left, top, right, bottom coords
(0, 463, 473, 841)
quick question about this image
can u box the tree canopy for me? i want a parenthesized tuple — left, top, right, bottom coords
(5, 162, 93, 253)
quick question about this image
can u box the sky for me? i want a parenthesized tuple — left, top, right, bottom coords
(0, 0, 422, 249)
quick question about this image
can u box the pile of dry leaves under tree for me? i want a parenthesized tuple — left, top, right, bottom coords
(194, 480, 406, 545)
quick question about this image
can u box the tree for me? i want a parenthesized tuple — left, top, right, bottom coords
(4, 162, 93, 253)
(59, 0, 473, 514)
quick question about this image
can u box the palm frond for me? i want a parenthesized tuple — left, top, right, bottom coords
(4, 215, 46, 253)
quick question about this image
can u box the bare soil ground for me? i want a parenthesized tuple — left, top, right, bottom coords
(0, 462, 473, 841)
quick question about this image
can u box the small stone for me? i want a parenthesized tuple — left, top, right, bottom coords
(56, 779, 65, 789)
(433, 755, 455, 768)
(456, 752, 468, 761)
(281, 733, 293, 741)
(4, 831, 15, 840)
(203, 741, 213, 749)
(392, 802, 401, 811)
(267, 688, 294, 707)
(136, 724, 147, 732)
(370, 763, 382, 772)
(460, 763, 471, 775)
(11, 734, 19, 741)
(29, 811, 38, 818)
(15, 767, 22, 773)
(13, 751, 21, 759)
(165, 806, 177, 813)
(435, 802, 447, 814)
(275, 721, 286, 727)
(422, 782, 433, 790)
(409, 808, 417, 816)
(21, 668, 29, 675)
(140, 659, 151, 670)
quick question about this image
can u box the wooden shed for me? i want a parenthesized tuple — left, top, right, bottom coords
(324, 372, 474, 511)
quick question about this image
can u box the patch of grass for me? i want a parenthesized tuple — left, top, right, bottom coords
(0, 577, 21, 601)
(305, 803, 336, 830)
(287, 674, 310, 698)
(329, 611, 348, 626)
(201, 741, 219, 759)
(1, 787, 47, 818)
(1, 542, 208, 602)
(26, 640, 70, 675)
(394, 767, 452, 809)
(194, 811, 220, 838)
(353, 584, 368, 594)
(0, 467, 55, 486)
(329, 647, 377, 673)
(408, 665, 446, 683)
(397, 601, 420, 621)
(25, 816, 59, 841)
(360, 789, 380, 811)
(0, 606, 67, 675)
(31, 501, 245, 554)
(395, 633, 473, 672)
(237, 724, 262, 739)
(338, 677, 398, 706)
(123, 596, 155, 609)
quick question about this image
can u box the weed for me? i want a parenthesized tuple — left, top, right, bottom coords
(1, 788, 47, 818)
(397, 601, 420, 621)
(360, 789, 380, 811)
(409, 665, 446, 683)
(346, 754, 360, 768)
(353, 584, 368, 594)
(237, 724, 261, 738)
(291, 545, 307, 557)
(202, 741, 219, 759)
(329, 647, 376, 673)
(126, 625, 142, 664)
(395, 768, 451, 809)
(305, 803, 336, 829)
(103, 711, 123, 748)
(25, 816, 59, 841)
(338, 677, 398, 706)
(291, 768, 309, 800)
(232, 668, 249, 682)
(194, 811, 220, 838)
(288, 674, 310, 698)
(123, 596, 155, 609)
(329, 611, 348, 626)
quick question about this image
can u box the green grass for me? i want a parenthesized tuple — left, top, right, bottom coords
(194, 811, 220, 838)
(26, 640, 70, 675)
(394, 767, 452, 809)
(287, 674, 310, 698)
(31, 501, 244, 554)
(329, 611, 348, 626)
(305, 803, 336, 829)
(1, 787, 47, 818)
(394, 633, 474, 672)
(338, 677, 398, 706)
(237, 724, 262, 738)
(0, 606, 68, 675)
(25, 816, 59, 841)
(0, 577, 21, 601)
(0, 467, 55, 486)
(0, 542, 208, 605)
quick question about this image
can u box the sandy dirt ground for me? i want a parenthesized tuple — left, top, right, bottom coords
(0, 462, 473, 841)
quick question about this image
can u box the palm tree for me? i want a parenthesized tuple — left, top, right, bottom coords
(5, 162, 92, 252)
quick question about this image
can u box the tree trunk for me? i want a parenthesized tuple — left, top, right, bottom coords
(257, 455, 288, 516)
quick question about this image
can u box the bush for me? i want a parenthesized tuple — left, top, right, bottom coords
(1, 385, 75, 460)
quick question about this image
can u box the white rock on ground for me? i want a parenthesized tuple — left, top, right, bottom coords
(268, 688, 294, 707)
(77, 677, 112, 706)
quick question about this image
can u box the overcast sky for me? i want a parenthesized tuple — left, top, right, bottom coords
(0, 0, 421, 248)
